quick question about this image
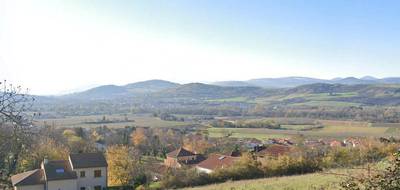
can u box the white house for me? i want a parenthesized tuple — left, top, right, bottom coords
(11, 153, 108, 190)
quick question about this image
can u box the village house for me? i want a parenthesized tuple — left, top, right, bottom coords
(196, 154, 239, 174)
(304, 139, 327, 149)
(254, 144, 292, 158)
(164, 147, 204, 168)
(244, 138, 264, 151)
(11, 153, 108, 190)
(343, 138, 360, 147)
(329, 140, 346, 147)
(267, 138, 294, 146)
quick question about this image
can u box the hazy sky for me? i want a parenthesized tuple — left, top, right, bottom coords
(1, 0, 400, 95)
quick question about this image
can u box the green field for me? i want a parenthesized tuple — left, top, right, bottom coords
(208, 97, 250, 102)
(206, 92, 361, 107)
(292, 100, 361, 107)
(180, 164, 383, 190)
(207, 117, 400, 140)
(252, 92, 361, 107)
(181, 171, 343, 190)
(281, 124, 317, 130)
(36, 113, 400, 139)
(371, 123, 400, 128)
(35, 114, 192, 128)
(208, 128, 294, 140)
(208, 124, 398, 140)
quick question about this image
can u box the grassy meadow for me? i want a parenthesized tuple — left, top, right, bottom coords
(181, 171, 344, 190)
(208, 118, 400, 140)
(250, 92, 362, 107)
(35, 113, 400, 140)
(34, 114, 191, 128)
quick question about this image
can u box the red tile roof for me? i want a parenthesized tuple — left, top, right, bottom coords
(197, 154, 238, 171)
(257, 144, 291, 157)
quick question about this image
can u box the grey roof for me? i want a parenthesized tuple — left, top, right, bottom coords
(69, 153, 108, 169)
(11, 169, 45, 186)
(43, 160, 77, 181)
(167, 147, 195, 158)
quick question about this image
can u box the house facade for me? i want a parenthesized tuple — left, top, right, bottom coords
(164, 147, 203, 168)
(11, 153, 108, 190)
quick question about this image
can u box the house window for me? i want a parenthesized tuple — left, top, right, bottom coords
(94, 170, 102, 178)
(94, 186, 101, 190)
(80, 171, 86, 178)
(80, 187, 86, 190)
(56, 169, 64, 173)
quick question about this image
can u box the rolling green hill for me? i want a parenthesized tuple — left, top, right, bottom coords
(41, 81, 400, 106)
(124, 79, 180, 93)
(153, 83, 269, 99)
(33, 80, 400, 120)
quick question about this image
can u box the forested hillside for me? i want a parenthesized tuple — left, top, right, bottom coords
(32, 81, 400, 123)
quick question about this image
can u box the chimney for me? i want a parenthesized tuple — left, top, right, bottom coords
(44, 158, 48, 165)
(41, 158, 48, 169)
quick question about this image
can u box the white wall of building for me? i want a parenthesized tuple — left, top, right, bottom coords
(14, 184, 44, 190)
(74, 167, 107, 190)
(47, 179, 77, 190)
(196, 166, 213, 174)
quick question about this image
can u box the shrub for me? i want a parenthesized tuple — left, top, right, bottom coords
(341, 152, 400, 190)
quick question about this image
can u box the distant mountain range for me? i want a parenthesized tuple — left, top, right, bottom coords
(49, 76, 400, 101)
(213, 76, 400, 88)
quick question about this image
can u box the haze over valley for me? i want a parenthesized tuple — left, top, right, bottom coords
(2, 1, 400, 190)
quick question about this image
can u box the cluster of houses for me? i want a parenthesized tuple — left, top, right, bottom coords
(249, 137, 362, 150)
(161, 137, 363, 175)
(11, 148, 245, 190)
(11, 153, 108, 190)
(10, 136, 363, 190)
(163, 147, 241, 174)
(162, 143, 291, 174)
(304, 137, 361, 148)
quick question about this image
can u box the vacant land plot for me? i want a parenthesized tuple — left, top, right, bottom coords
(181, 172, 343, 190)
(34, 114, 192, 128)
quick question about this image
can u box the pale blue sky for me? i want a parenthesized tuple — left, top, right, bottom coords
(1, 0, 399, 94)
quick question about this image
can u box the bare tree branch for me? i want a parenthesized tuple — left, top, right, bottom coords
(0, 80, 35, 187)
